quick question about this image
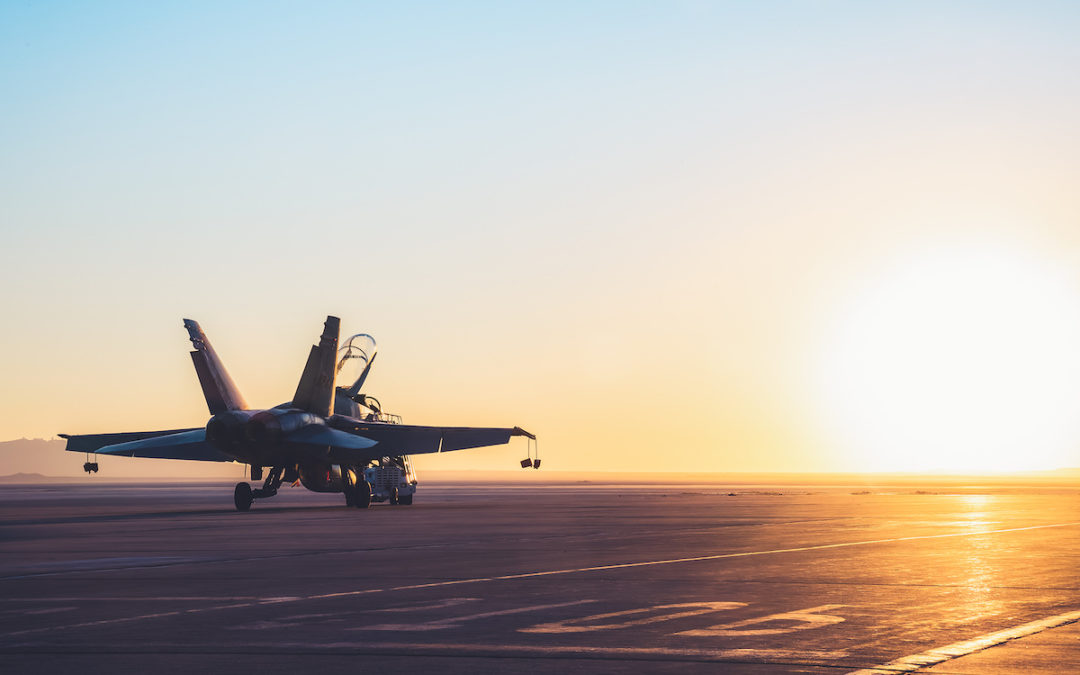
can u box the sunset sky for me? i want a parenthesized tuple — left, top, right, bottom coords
(3, 2, 1080, 475)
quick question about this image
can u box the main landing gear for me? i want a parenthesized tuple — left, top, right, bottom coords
(342, 469, 372, 509)
(233, 465, 285, 512)
(386, 488, 413, 505)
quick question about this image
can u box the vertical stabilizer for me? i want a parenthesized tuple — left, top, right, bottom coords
(291, 316, 341, 417)
(184, 319, 247, 414)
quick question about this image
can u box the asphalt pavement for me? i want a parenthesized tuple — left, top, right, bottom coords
(1, 480, 1078, 673)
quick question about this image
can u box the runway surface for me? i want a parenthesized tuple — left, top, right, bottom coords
(1, 480, 1078, 673)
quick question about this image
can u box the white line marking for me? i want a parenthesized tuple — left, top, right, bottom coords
(1, 639, 845, 662)
(358, 600, 595, 631)
(521, 602, 746, 634)
(4, 521, 1077, 638)
(677, 604, 846, 637)
(307, 522, 1080, 602)
(848, 608, 1080, 674)
(369, 598, 481, 613)
(227, 612, 350, 631)
(0, 597, 263, 602)
(257, 597, 302, 604)
(0, 607, 77, 616)
(267, 641, 851, 662)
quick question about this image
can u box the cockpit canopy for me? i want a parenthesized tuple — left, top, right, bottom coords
(336, 333, 377, 396)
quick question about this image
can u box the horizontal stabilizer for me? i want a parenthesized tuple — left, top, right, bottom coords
(61, 429, 203, 454)
(92, 429, 233, 462)
(286, 425, 378, 450)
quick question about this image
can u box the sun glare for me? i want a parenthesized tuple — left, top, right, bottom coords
(817, 242, 1080, 473)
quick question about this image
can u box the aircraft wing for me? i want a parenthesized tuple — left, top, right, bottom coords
(60, 422, 529, 464)
(60, 429, 234, 462)
(324, 422, 534, 462)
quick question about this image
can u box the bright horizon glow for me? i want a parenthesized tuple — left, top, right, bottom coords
(817, 240, 1080, 473)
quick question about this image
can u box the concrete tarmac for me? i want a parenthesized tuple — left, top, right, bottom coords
(1, 480, 1078, 674)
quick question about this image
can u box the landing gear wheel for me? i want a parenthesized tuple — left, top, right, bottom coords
(398, 493, 413, 506)
(234, 482, 253, 512)
(354, 481, 372, 509)
(344, 488, 355, 507)
(389, 488, 399, 505)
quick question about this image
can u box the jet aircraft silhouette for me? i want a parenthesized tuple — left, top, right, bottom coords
(61, 316, 536, 511)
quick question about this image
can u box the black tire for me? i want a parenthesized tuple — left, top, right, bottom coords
(234, 482, 253, 512)
(344, 488, 355, 507)
(398, 493, 413, 506)
(389, 488, 399, 506)
(354, 481, 372, 509)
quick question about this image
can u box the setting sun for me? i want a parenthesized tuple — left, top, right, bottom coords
(816, 241, 1080, 472)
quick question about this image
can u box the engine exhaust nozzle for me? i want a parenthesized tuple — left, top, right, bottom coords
(245, 409, 325, 445)
(206, 411, 255, 445)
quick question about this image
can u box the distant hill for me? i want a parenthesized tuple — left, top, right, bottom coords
(0, 472, 76, 483)
(0, 438, 72, 476)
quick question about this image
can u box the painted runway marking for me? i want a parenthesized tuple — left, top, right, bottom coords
(358, 599, 595, 631)
(227, 612, 351, 631)
(0, 607, 77, 616)
(299, 641, 850, 661)
(0, 597, 264, 602)
(200, 640, 852, 662)
(25, 556, 194, 569)
(847, 608, 1080, 674)
(3, 520, 1077, 638)
(369, 597, 480, 613)
(677, 604, 846, 637)
(521, 602, 746, 634)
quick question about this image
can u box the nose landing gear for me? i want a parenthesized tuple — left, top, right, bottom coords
(234, 482, 253, 511)
(233, 466, 285, 511)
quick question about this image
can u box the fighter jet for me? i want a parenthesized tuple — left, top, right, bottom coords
(61, 316, 537, 511)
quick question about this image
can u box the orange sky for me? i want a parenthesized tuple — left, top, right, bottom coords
(3, 3, 1080, 475)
